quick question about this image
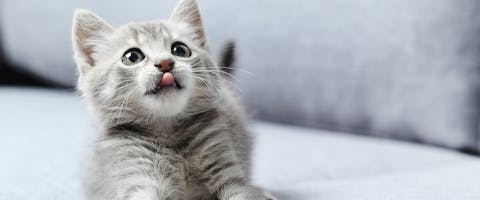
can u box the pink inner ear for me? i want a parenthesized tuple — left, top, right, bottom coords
(169, 0, 202, 26)
(76, 38, 95, 66)
(169, 0, 209, 49)
(73, 9, 113, 67)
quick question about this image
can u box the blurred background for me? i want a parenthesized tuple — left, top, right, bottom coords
(2, 0, 480, 199)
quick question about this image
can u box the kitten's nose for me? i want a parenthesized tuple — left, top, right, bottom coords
(155, 59, 174, 72)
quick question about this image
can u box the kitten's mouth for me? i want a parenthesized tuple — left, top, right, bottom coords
(146, 72, 183, 95)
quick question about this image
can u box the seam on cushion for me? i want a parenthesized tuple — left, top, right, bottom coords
(477, 115, 480, 152)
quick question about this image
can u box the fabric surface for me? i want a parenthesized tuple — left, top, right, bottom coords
(1, 87, 480, 199)
(253, 123, 480, 200)
(1, 0, 480, 150)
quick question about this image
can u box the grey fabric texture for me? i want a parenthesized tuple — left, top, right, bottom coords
(1, 87, 480, 199)
(1, 0, 480, 150)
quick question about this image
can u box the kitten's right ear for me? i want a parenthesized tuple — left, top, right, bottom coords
(72, 9, 112, 71)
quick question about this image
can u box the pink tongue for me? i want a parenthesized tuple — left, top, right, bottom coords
(160, 72, 175, 86)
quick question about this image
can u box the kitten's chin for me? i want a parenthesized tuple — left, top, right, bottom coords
(141, 90, 190, 117)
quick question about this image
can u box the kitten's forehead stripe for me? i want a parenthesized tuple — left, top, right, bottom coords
(161, 27, 172, 47)
(130, 28, 140, 44)
(146, 23, 160, 41)
(130, 22, 175, 49)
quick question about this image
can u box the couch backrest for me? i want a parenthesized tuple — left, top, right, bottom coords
(1, 0, 480, 151)
(226, 0, 480, 152)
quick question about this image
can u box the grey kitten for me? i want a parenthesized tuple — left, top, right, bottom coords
(72, 0, 276, 199)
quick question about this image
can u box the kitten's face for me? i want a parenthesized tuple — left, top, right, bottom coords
(95, 22, 203, 116)
(73, 0, 218, 122)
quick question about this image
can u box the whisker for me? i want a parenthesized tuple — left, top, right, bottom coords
(216, 66, 252, 75)
(192, 69, 237, 79)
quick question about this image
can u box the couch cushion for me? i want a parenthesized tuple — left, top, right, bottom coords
(252, 122, 480, 200)
(2, 0, 480, 151)
(1, 87, 480, 199)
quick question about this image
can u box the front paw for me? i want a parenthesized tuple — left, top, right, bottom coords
(229, 193, 276, 200)
(263, 190, 278, 200)
(221, 185, 277, 200)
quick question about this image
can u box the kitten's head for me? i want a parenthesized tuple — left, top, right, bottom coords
(72, 0, 222, 125)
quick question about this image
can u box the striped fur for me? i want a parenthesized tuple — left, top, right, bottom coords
(72, 0, 276, 199)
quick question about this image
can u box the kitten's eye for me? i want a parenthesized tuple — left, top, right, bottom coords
(122, 48, 145, 65)
(171, 42, 192, 58)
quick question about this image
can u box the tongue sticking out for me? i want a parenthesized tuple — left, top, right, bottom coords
(160, 72, 175, 86)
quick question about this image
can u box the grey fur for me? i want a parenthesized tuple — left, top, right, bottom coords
(218, 41, 236, 76)
(72, 0, 275, 199)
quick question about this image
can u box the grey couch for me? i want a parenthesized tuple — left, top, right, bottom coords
(2, 0, 480, 199)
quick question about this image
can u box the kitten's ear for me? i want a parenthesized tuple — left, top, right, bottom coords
(169, 0, 208, 49)
(72, 9, 112, 70)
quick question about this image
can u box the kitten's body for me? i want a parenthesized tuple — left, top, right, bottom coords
(86, 88, 252, 199)
(72, 0, 274, 199)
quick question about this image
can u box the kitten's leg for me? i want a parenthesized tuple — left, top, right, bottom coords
(217, 183, 277, 200)
(187, 132, 275, 200)
(85, 136, 186, 200)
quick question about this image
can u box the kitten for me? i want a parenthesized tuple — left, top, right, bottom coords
(72, 0, 276, 199)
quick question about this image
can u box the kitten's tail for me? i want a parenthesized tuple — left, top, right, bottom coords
(218, 41, 235, 76)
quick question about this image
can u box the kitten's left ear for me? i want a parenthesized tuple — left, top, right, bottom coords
(169, 0, 209, 50)
(72, 9, 112, 70)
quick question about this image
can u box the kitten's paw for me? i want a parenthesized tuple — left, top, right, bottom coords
(263, 190, 278, 200)
(222, 185, 277, 200)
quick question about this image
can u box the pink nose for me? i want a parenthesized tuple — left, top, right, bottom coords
(155, 59, 174, 72)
